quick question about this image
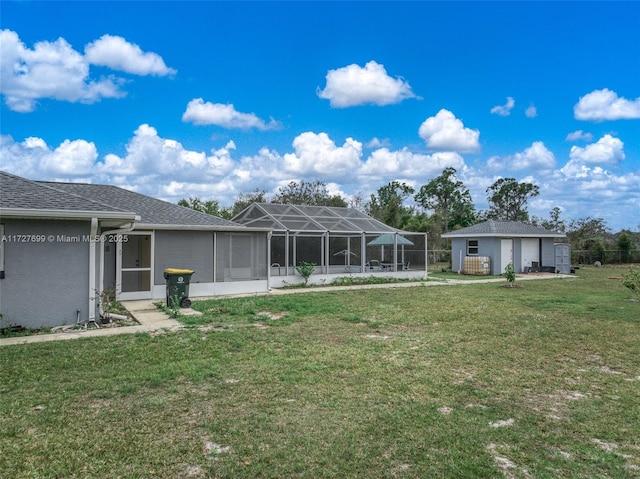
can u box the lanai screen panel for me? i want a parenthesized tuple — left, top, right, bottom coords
(233, 203, 400, 234)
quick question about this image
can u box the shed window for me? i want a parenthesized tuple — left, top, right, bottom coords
(467, 239, 479, 255)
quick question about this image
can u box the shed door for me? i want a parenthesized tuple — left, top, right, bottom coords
(500, 239, 513, 274)
(521, 238, 539, 271)
(117, 233, 153, 300)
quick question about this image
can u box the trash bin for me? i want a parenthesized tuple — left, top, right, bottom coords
(164, 268, 195, 308)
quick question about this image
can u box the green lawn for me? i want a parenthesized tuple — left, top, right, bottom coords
(1, 266, 639, 478)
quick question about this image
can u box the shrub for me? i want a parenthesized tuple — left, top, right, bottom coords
(621, 266, 640, 297)
(295, 262, 316, 286)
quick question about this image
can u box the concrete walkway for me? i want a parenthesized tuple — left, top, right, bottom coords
(0, 300, 183, 346)
(0, 272, 571, 346)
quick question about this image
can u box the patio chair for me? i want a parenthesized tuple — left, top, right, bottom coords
(403, 261, 410, 271)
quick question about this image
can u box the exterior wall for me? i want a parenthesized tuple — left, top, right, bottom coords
(451, 236, 560, 275)
(450, 237, 501, 274)
(0, 219, 91, 329)
(449, 238, 465, 272)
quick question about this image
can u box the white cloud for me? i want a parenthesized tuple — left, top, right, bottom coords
(99, 124, 235, 179)
(565, 130, 593, 142)
(182, 98, 280, 130)
(487, 141, 556, 171)
(418, 109, 480, 153)
(490, 97, 515, 116)
(568, 134, 624, 165)
(574, 88, 640, 121)
(361, 148, 465, 179)
(282, 132, 363, 178)
(317, 60, 418, 108)
(0, 134, 97, 176)
(525, 104, 538, 118)
(0, 29, 125, 112)
(84, 34, 176, 76)
(365, 137, 391, 149)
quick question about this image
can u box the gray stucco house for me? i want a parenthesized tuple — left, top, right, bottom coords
(442, 220, 569, 275)
(0, 171, 269, 330)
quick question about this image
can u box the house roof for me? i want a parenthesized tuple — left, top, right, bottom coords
(441, 220, 566, 238)
(37, 181, 248, 230)
(232, 202, 408, 234)
(0, 171, 137, 222)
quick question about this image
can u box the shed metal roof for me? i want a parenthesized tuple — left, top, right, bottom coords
(232, 203, 407, 234)
(442, 220, 566, 238)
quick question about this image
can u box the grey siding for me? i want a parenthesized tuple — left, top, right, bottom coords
(153, 230, 214, 285)
(0, 219, 91, 329)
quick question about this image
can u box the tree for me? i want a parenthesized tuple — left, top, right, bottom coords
(178, 197, 227, 217)
(229, 189, 269, 217)
(617, 230, 633, 263)
(566, 217, 611, 263)
(365, 181, 415, 229)
(485, 177, 539, 222)
(531, 206, 566, 233)
(414, 167, 476, 233)
(272, 180, 346, 207)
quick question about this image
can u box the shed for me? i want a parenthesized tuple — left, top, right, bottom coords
(232, 203, 427, 286)
(442, 220, 568, 275)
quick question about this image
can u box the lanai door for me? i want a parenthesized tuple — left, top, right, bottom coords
(117, 233, 153, 300)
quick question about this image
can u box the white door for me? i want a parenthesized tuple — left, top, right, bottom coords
(521, 238, 539, 271)
(117, 233, 153, 300)
(500, 239, 513, 274)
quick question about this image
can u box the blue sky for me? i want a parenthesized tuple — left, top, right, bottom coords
(2, 1, 639, 231)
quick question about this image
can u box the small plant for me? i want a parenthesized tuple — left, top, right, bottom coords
(621, 265, 640, 297)
(295, 261, 316, 286)
(504, 263, 516, 287)
(167, 291, 182, 318)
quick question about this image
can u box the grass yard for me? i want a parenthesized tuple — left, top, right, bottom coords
(1, 265, 639, 478)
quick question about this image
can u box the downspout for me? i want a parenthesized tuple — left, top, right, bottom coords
(88, 218, 98, 322)
(98, 222, 136, 300)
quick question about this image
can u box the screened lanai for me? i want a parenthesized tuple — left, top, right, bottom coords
(232, 203, 427, 286)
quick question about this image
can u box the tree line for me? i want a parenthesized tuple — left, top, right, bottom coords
(179, 168, 639, 263)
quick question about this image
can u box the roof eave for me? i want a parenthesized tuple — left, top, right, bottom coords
(443, 232, 566, 238)
(0, 207, 139, 221)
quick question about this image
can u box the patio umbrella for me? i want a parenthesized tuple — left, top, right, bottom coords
(367, 234, 414, 246)
(367, 234, 414, 265)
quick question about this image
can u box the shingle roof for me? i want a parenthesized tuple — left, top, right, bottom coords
(38, 181, 243, 228)
(0, 171, 132, 216)
(442, 220, 565, 238)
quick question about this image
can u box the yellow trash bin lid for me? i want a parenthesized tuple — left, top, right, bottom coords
(164, 268, 194, 274)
